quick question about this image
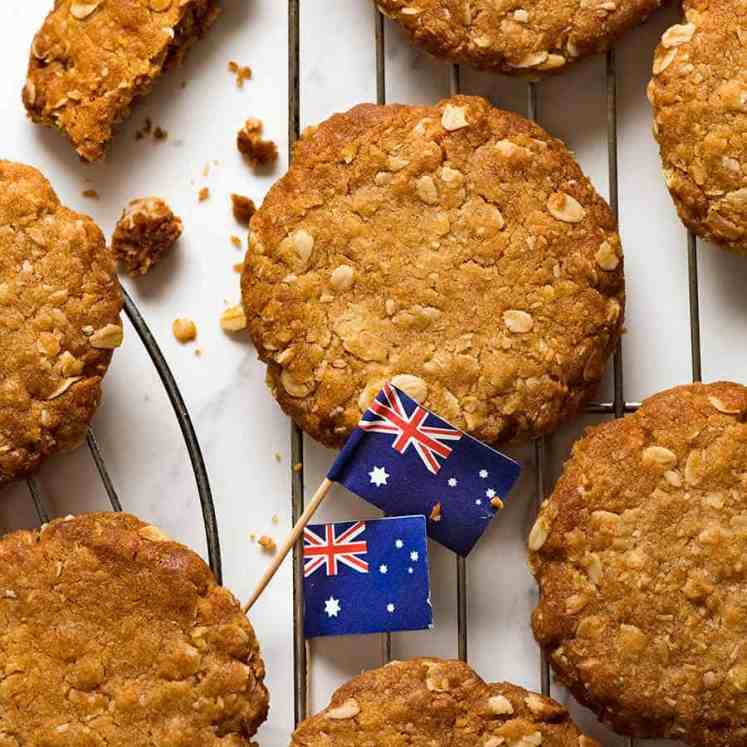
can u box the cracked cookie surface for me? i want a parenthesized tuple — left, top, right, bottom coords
(242, 96, 624, 449)
(23, 0, 220, 162)
(530, 382, 747, 747)
(0, 512, 268, 746)
(376, 0, 663, 75)
(0, 161, 122, 487)
(649, 0, 747, 254)
(290, 658, 599, 747)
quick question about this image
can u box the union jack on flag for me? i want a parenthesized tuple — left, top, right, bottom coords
(303, 521, 369, 578)
(328, 383, 521, 556)
(359, 382, 463, 475)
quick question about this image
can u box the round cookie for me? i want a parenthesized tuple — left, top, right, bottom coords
(649, 0, 747, 254)
(376, 0, 663, 75)
(0, 512, 268, 745)
(290, 658, 599, 746)
(0, 161, 122, 486)
(242, 95, 624, 449)
(530, 382, 747, 746)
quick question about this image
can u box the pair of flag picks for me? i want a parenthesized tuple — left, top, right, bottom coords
(244, 382, 521, 638)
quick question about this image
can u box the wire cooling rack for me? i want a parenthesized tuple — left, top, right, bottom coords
(287, 3, 702, 742)
(23, 287, 223, 584)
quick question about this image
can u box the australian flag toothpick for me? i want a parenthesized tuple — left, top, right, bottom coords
(328, 383, 521, 556)
(303, 516, 432, 638)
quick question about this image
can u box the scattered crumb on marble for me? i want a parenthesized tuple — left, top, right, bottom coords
(231, 193, 256, 225)
(237, 118, 278, 167)
(228, 60, 252, 88)
(198, 187, 210, 202)
(258, 535, 276, 553)
(82, 189, 99, 199)
(172, 318, 197, 343)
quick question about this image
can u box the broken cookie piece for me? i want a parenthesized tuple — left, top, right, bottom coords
(231, 193, 256, 225)
(237, 118, 278, 167)
(112, 197, 183, 276)
(23, 0, 221, 161)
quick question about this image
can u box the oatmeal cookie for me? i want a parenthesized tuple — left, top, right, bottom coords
(0, 161, 122, 486)
(376, 0, 663, 76)
(649, 0, 747, 254)
(242, 96, 624, 449)
(112, 196, 183, 275)
(23, 0, 221, 162)
(0, 512, 268, 745)
(290, 658, 599, 746)
(530, 382, 747, 746)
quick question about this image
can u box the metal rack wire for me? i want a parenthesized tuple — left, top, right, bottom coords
(288, 3, 704, 740)
(23, 285, 222, 584)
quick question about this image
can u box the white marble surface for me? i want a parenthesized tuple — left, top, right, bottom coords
(1, 2, 745, 745)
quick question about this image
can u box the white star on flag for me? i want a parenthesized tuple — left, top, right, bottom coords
(379, 564, 388, 574)
(410, 551, 419, 561)
(368, 466, 390, 487)
(324, 597, 341, 618)
(395, 539, 403, 549)
(486, 488, 496, 498)
(479, 469, 488, 479)
(386, 603, 395, 613)
(448, 478, 457, 487)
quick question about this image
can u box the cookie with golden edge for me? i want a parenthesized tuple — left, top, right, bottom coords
(0, 512, 268, 745)
(23, 0, 221, 162)
(0, 161, 122, 486)
(530, 382, 747, 746)
(376, 0, 663, 75)
(242, 95, 625, 449)
(649, 0, 747, 254)
(290, 658, 599, 747)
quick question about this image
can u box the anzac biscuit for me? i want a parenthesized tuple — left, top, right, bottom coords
(0, 161, 122, 486)
(242, 96, 624, 449)
(0, 512, 269, 745)
(530, 382, 747, 746)
(290, 658, 599, 747)
(376, 0, 663, 76)
(649, 0, 747, 254)
(23, 0, 220, 162)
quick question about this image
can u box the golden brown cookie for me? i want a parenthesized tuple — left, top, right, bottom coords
(530, 382, 747, 746)
(0, 161, 122, 486)
(290, 658, 599, 747)
(376, 0, 663, 75)
(242, 96, 625, 449)
(649, 0, 747, 254)
(112, 196, 183, 276)
(23, 0, 221, 162)
(0, 512, 269, 745)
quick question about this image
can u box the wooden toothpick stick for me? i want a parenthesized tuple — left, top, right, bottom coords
(243, 478, 334, 613)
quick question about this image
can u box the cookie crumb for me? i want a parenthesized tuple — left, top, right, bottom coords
(430, 502, 442, 522)
(274, 452, 282, 462)
(237, 118, 278, 167)
(220, 305, 247, 332)
(491, 496, 505, 510)
(271, 514, 279, 524)
(198, 187, 210, 202)
(249, 532, 256, 542)
(82, 189, 99, 199)
(111, 197, 182, 276)
(233, 261, 245, 273)
(153, 126, 168, 141)
(228, 60, 252, 87)
(230, 235, 243, 249)
(258, 535, 276, 553)
(293, 462, 303, 473)
(231, 193, 256, 225)
(172, 318, 197, 343)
